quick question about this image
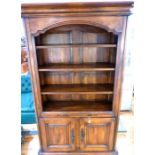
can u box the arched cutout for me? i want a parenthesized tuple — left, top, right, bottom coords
(33, 20, 120, 37)
(35, 24, 118, 46)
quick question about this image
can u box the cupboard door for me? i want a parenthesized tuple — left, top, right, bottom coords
(80, 118, 115, 151)
(39, 118, 77, 152)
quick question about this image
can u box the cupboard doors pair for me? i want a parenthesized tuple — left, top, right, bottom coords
(40, 118, 115, 152)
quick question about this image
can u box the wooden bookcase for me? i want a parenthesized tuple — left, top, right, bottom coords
(22, 2, 133, 155)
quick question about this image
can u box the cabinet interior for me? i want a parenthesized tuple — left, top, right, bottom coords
(35, 24, 118, 112)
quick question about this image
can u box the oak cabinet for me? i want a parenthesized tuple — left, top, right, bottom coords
(40, 118, 115, 152)
(22, 2, 133, 155)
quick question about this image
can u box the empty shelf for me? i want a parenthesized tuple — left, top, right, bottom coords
(38, 63, 115, 72)
(36, 44, 117, 49)
(43, 100, 112, 112)
(41, 84, 113, 95)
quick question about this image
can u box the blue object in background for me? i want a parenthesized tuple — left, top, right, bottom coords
(21, 72, 36, 124)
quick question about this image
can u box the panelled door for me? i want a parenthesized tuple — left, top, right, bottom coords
(79, 118, 115, 151)
(39, 118, 77, 152)
(40, 117, 115, 152)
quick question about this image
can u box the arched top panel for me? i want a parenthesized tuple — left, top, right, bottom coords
(28, 16, 125, 36)
(34, 20, 120, 37)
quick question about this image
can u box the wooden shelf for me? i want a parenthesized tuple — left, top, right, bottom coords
(36, 44, 117, 49)
(41, 84, 113, 95)
(43, 100, 112, 112)
(38, 63, 115, 72)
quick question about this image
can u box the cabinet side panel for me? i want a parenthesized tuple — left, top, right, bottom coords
(24, 17, 43, 148)
(112, 16, 128, 147)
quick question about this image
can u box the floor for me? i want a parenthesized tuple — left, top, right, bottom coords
(21, 112, 134, 155)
